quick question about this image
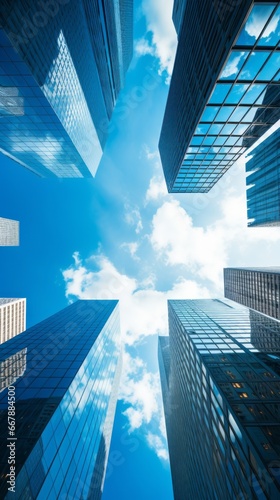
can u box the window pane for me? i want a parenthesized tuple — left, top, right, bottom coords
(209, 123, 224, 134)
(215, 106, 235, 122)
(195, 123, 210, 134)
(209, 83, 231, 103)
(228, 106, 249, 122)
(200, 106, 219, 122)
(239, 52, 270, 80)
(241, 84, 266, 104)
(236, 4, 276, 45)
(225, 84, 249, 104)
(257, 52, 280, 81)
(220, 52, 249, 80)
(258, 6, 280, 46)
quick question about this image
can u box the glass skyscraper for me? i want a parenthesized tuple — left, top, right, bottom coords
(159, 299, 280, 499)
(0, 298, 26, 344)
(0, 299, 122, 499)
(0, 217, 19, 246)
(159, 1, 280, 193)
(224, 267, 280, 320)
(246, 126, 280, 227)
(0, 1, 133, 178)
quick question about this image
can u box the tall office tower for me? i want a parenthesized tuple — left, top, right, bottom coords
(0, 217, 19, 246)
(246, 126, 280, 227)
(159, 299, 280, 499)
(224, 267, 280, 320)
(0, 300, 122, 499)
(159, 1, 280, 193)
(0, 298, 26, 344)
(0, 1, 133, 178)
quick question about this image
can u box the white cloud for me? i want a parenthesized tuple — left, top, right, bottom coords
(121, 242, 140, 260)
(262, 14, 280, 40)
(134, 38, 154, 57)
(221, 53, 245, 78)
(149, 193, 280, 291)
(119, 350, 169, 461)
(137, 0, 177, 77)
(142, 145, 160, 163)
(245, 11, 280, 40)
(124, 204, 143, 234)
(62, 253, 211, 345)
(147, 433, 169, 461)
(146, 176, 167, 202)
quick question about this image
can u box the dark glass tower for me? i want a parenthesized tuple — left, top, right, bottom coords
(0, 1, 133, 177)
(159, 299, 280, 499)
(246, 127, 280, 227)
(0, 300, 122, 499)
(224, 267, 280, 320)
(159, 1, 280, 193)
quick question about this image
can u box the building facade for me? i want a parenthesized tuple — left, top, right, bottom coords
(0, 298, 26, 344)
(0, 299, 122, 499)
(159, 1, 280, 192)
(224, 267, 280, 320)
(0, 1, 133, 178)
(0, 217, 19, 246)
(246, 127, 280, 227)
(159, 299, 280, 499)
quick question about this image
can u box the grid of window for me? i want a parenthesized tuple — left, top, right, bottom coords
(173, 3, 280, 192)
(0, 300, 121, 499)
(0, 298, 26, 344)
(0, 217, 19, 246)
(0, 1, 133, 178)
(159, 1, 280, 194)
(159, 299, 280, 499)
(246, 126, 280, 226)
(224, 267, 280, 320)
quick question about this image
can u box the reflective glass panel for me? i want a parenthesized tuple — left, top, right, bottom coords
(215, 106, 235, 122)
(241, 84, 266, 104)
(220, 52, 249, 80)
(239, 52, 270, 80)
(236, 4, 276, 45)
(195, 124, 210, 134)
(257, 52, 280, 81)
(200, 106, 219, 122)
(209, 84, 231, 104)
(258, 6, 280, 46)
(225, 84, 249, 104)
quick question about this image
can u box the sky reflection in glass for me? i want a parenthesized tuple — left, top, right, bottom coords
(174, 2, 280, 193)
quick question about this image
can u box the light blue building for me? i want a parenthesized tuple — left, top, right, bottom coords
(0, 1, 133, 177)
(159, 299, 280, 499)
(159, 1, 280, 193)
(246, 127, 280, 226)
(0, 300, 122, 499)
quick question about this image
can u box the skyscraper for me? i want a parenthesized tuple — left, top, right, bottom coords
(246, 126, 280, 227)
(159, 1, 280, 193)
(0, 1, 133, 178)
(224, 267, 280, 320)
(159, 299, 280, 499)
(0, 298, 26, 344)
(0, 299, 122, 499)
(0, 217, 19, 246)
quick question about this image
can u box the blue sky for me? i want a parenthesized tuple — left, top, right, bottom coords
(1, 1, 280, 499)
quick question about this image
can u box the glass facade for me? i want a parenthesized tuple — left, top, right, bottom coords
(0, 1, 133, 178)
(0, 217, 19, 246)
(159, 1, 280, 193)
(172, 0, 187, 36)
(0, 298, 26, 344)
(246, 127, 280, 226)
(224, 267, 280, 320)
(159, 299, 280, 499)
(0, 299, 122, 499)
